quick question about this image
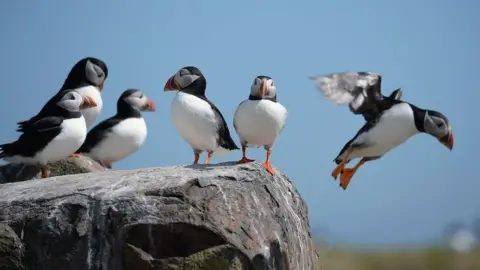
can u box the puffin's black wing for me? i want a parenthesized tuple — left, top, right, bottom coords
(310, 72, 399, 120)
(198, 96, 239, 150)
(1, 117, 63, 158)
(16, 91, 66, 132)
(76, 116, 121, 154)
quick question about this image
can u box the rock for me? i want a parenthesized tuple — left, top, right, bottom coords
(0, 223, 25, 270)
(0, 162, 318, 270)
(0, 155, 107, 184)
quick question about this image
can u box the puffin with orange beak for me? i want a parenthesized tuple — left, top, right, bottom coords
(164, 66, 239, 164)
(0, 90, 97, 178)
(75, 89, 155, 169)
(310, 71, 454, 190)
(233, 75, 288, 175)
(17, 57, 108, 132)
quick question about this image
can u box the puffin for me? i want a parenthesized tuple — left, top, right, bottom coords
(233, 75, 288, 175)
(310, 71, 454, 190)
(0, 90, 97, 178)
(75, 89, 156, 169)
(164, 66, 239, 164)
(16, 57, 108, 132)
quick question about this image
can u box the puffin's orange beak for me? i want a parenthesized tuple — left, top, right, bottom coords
(164, 76, 179, 91)
(260, 79, 267, 97)
(80, 95, 97, 109)
(440, 126, 454, 150)
(142, 98, 156, 112)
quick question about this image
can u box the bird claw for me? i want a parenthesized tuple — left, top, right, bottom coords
(236, 157, 255, 164)
(339, 168, 354, 190)
(262, 162, 275, 175)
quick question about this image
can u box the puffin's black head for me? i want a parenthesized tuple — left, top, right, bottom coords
(423, 110, 454, 150)
(164, 66, 206, 95)
(56, 90, 97, 112)
(61, 57, 108, 92)
(118, 89, 156, 112)
(249, 75, 277, 101)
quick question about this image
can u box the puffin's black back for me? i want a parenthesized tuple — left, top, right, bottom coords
(182, 75, 239, 151)
(16, 90, 82, 133)
(0, 94, 83, 159)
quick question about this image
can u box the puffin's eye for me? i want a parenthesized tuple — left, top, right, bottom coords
(271, 81, 274, 86)
(436, 122, 443, 128)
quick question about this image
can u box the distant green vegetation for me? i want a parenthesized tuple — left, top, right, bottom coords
(316, 247, 480, 270)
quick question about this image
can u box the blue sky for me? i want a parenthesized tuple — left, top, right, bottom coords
(0, 1, 478, 247)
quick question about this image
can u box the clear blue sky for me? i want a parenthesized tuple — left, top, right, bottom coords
(0, 1, 478, 247)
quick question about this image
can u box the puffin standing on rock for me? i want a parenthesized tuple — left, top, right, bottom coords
(310, 71, 454, 190)
(75, 89, 156, 169)
(16, 57, 108, 132)
(0, 90, 97, 178)
(233, 75, 288, 175)
(164, 66, 239, 164)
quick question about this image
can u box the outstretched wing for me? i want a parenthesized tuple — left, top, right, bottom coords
(310, 71, 383, 116)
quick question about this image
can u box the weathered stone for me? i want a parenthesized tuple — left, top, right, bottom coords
(0, 223, 25, 270)
(0, 162, 318, 270)
(0, 155, 107, 184)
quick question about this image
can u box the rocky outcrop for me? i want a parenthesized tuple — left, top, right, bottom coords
(0, 162, 318, 270)
(0, 156, 106, 184)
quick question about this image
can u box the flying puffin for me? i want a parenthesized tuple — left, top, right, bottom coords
(16, 57, 108, 132)
(164, 66, 239, 164)
(75, 89, 156, 169)
(310, 71, 454, 190)
(0, 90, 97, 178)
(233, 75, 288, 175)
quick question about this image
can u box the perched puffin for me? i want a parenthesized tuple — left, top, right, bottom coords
(164, 66, 239, 164)
(310, 71, 454, 190)
(75, 89, 156, 168)
(16, 57, 108, 132)
(0, 90, 97, 178)
(233, 75, 288, 175)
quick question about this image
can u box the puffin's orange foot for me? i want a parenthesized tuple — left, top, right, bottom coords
(331, 163, 344, 180)
(339, 168, 355, 190)
(262, 162, 275, 175)
(236, 157, 255, 164)
(70, 153, 81, 158)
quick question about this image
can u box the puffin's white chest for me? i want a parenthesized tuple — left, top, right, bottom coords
(86, 117, 147, 164)
(37, 116, 87, 164)
(75, 85, 102, 128)
(170, 92, 220, 152)
(234, 99, 288, 147)
(351, 103, 419, 158)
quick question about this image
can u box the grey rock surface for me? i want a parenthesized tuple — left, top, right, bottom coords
(0, 162, 318, 270)
(0, 155, 107, 184)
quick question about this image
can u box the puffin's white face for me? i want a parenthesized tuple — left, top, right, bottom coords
(57, 91, 97, 111)
(84, 60, 108, 92)
(124, 90, 156, 112)
(164, 67, 202, 91)
(423, 111, 454, 150)
(250, 76, 277, 100)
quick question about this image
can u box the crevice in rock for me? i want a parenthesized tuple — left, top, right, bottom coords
(263, 185, 280, 208)
(124, 222, 227, 259)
